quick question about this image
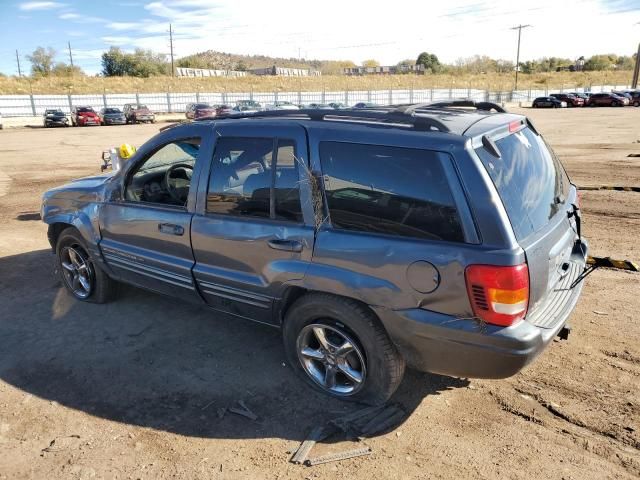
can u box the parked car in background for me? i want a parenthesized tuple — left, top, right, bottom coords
(353, 102, 380, 108)
(585, 93, 629, 107)
(566, 92, 589, 101)
(265, 101, 300, 111)
(550, 93, 584, 107)
(123, 104, 156, 124)
(235, 100, 262, 111)
(532, 97, 565, 108)
(215, 105, 235, 116)
(41, 102, 587, 405)
(186, 103, 217, 120)
(99, 108, 126, 126)
(328, 102, 346, 109)
(71, 106, 100, 126)
(626, 91, 640, 107)
(43, 109, 69, 127)
(306, 103, 332, 109)
(612, 91, 634, 105)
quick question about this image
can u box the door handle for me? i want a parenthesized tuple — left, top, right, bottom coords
(158, 223, 184, 236)
(267, 239, 303, 253)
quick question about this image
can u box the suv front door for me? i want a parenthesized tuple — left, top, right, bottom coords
(98, 124, 213, 302)
(190, 123, 315, 324)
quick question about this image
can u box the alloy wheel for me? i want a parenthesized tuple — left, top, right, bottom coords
(60, 244, 94, 299)
(296, 323, 366, 396)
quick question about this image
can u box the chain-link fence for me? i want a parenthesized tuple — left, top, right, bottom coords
(0, 85, 631, 117)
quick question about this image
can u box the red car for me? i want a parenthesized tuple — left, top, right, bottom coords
(71, 106, 100, 126)
(185, 103, 217, 120)
(585, 93, 629, 107)
(550, 93, 584, 107)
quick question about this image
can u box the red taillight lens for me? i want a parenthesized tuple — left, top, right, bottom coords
(465, 264, 529, 327)
(508, 120, 523, 132)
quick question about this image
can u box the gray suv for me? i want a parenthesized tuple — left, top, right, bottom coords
(41, 102, 588, 405)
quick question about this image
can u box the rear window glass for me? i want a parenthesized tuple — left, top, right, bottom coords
(319, 142, 464, 242)
(475, 127, 570, 240)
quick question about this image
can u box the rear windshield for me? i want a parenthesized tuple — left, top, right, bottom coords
(475, 127, 570, 240)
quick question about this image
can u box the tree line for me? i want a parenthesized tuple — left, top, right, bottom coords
(17, 46, 638, 78)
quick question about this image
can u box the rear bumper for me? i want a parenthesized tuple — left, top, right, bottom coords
(374, 240, 588, 379)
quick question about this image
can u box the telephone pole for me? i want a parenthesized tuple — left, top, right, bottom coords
(632, 42, 640, 89)
(16, 49, 22, 77)
(169, 23, 175, 77)
(68, 41, 74, 67)
(511, 24, 531, 91)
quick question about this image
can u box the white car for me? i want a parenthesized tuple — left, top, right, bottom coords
(265, 101, 300, 111)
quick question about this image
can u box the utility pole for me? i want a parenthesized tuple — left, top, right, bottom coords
(632, 42, 640, 89)
(16, 49, 22, 77)
(511, 24, 531, 91)
(68, 41, 74, 67)
(169, 23, 175, 77)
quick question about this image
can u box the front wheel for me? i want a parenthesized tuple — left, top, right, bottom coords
(283, 293, 405, 405)
(56, 227, 116, 303)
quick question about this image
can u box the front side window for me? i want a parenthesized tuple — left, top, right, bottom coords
(206, 137, 302, 222)
(125, 138, 200, 207)
(319, 142, 464, 242)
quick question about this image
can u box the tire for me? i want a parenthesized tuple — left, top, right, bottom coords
(634, 101, 639, 107)
(283, 293, 405, 405)
(55, 227, 116, 304)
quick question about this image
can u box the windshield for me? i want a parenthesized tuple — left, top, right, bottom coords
(475, 126, 570, 240)
(46, 110, 63, 115)
(77, 107, 94, 113)
(104, 108, 121, 114)
(135, 104, 148, 110)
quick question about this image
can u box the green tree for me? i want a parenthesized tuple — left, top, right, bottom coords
(102, 47, 169, 77)
(27, 47, 56, 76)
(52, 62, 84, 77)
(416, 52, 441, 73)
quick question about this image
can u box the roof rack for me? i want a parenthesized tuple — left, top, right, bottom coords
(197, 108, 451, 132)
(414, 100, 506, 113)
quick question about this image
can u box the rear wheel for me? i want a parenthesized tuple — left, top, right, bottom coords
(283, 293, 405, 405)
(56, 227, 116, 303)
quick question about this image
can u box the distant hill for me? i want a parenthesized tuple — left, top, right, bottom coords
(176, 50, 355, 74)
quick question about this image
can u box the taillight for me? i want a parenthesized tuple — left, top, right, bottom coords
(465, 264, 529, 327)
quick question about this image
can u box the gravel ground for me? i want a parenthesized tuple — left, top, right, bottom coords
(0, 107, 638, 479)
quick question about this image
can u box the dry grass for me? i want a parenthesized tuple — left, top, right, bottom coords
(0, 71, 633, 95)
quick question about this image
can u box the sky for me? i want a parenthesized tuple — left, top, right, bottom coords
(0, 0, 638, 75)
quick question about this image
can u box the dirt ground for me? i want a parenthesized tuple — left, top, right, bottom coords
(0, 107, 638, 479)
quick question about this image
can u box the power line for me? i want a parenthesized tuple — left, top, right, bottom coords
(511, 24, 531, 91)
(16, 49, 22, 76)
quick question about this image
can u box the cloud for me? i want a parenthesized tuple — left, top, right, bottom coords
(19, 1, 65, 10)
(58, 11, 107, 23)
(59, 12, 80, 19)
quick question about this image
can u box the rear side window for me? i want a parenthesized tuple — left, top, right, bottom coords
(319, 142, 464, 242)
(206, 137, 302, 222)
(475, 127, 570, 240)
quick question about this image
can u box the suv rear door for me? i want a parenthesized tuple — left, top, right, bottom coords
(473, 123, 586, 327)
(190, 123, 315, 324)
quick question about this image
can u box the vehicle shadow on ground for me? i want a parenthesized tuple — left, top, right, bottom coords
(0, 249, 469, 441)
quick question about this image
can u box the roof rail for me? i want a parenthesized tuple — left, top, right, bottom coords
(419, 100, 506, 113)
(197, 108, 451, 133)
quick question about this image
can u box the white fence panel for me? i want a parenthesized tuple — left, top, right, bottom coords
(0, 85, 632, 117)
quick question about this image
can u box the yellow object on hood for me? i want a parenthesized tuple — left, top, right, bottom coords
(119, 143, 136, 159)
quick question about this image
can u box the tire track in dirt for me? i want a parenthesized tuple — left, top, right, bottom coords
(0, 170, 11, 197)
